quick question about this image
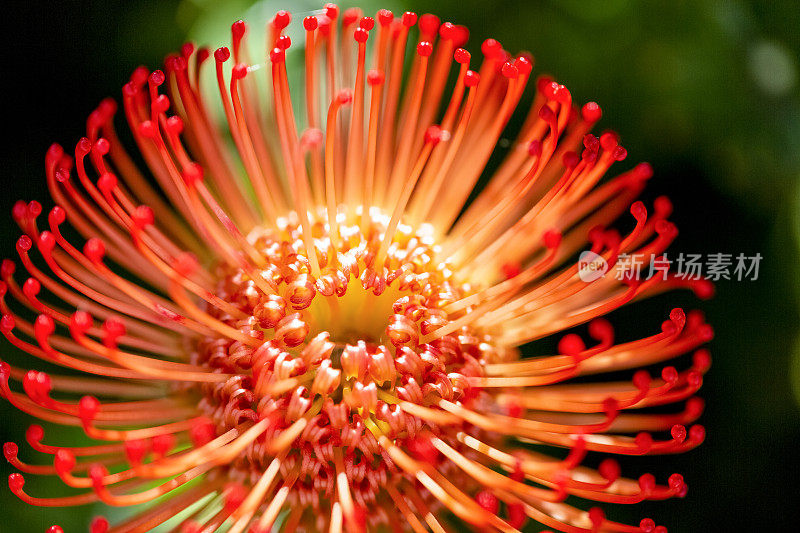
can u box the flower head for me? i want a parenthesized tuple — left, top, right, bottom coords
(1, 4, 712, 532)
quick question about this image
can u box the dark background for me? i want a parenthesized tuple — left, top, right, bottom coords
(0, 0, 798, 531)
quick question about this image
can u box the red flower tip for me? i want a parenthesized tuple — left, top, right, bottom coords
(500, 262, 521, 280)
(558, 333, 585, 356)
(224, 482, 247, 512)
(272, 11, 290, 30)
(277, 35, 292, 50)
(232, 63, 248, 80)
(47, 526, 64, 533)
(475, 490, 499, 515)
(640, 518, 656, 532)
(70, 310, 93, 336)
(124, 439, 149, 465)
(481, 38, 503, 60)
(189, 417, 216, 447)
(541, 230, 561, 250)
(83, 238, 106, 263)
(589, 507, 605, 527)
(25, 424, 43, 446)
(464, 70, 480, 87)
(231, 20, 247, 39)
(582, 101, 602, 122)
(693, 349, 712, 372)
(214, 47, 230, 63)
(78, 395, 101, 422)
(598, 458, 620, 483)
(3, 441, 18, 462)
(175, 252, 199, 277)
(16, 235, 32, 253)
(34, 314, 55, 338)
(49, 205, 66, 225)
(324, 3, 339, 20)
(424, 125, 444, 146)
(165, 115, 183, 136)
(671, 424, 687, 443)
(149, 70, 165, 87)
(562, 151, 580, 169)
(515, 55, 533, 76)
(507, 503, 526, 528)
(635, 432, 653, 453)
(89, 463, 109, 485)
(418, 14, 440, 37)
(54, 449, 76, 475)
(7, 473, 24, 494)
(638, 473, 656, 495)
(600, 131, 619, 151)
(336, 89, 353, 105)
(416, 41, 433, 57)
(407, 437, 438, 464)
(270, 47, 285, 63)
(90, 517, 109, 533)
(359, 16, 375, 31)
(23, 370, 52, 402)
(354, 27, 369, 43)
(367, 69, 385, 86)
(501, 61, 519, 79)
(132, 205, 155, 228)
(152, 433, 176, 457)
(454, 48, 470, 64)
(401, 11, 417, 27)
(303, 16, 318, 31)
(97, 172, 117, 193)
(377, 9, 393, 26)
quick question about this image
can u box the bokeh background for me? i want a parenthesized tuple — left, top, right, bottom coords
(1, 0, 798, 530)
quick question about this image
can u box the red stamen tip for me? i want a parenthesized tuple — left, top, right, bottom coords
(424, 125, 444, 146)
(501, 61, 519, 79)
(401, 12, 417, 27)
(454, 48, 470, 64)
(481, 38, 503, 59)
(464, 70, 480, 87)
(232, 20, 246, 39)
(324, 3, 339, 20)
(83, 238, 106, 263)
(79, 396, 100, 422)
(272, 11, 291, 30)
(418, 14, 440, 37)
(367, 69, 385, 86)
(354, 27, 369, 43)
(377, 9, 393, 26)
(303, 16, 318, 31)
(47, 526, 64, 533)
(582, 102, 602, 122)
(214, 47, 230, 63)
(270, 47, 285, 63)
(133, 205, 155, 228)
(417, 41, 433, 57)
(54, 449, 76, 475)
(360, 16, 375, 31)
(475, 490, 499, 515)
(90, 517, 109, 533)
(337, 89, 353, 105)
(3, 441, 18, 462)
(25, 425, 43, 446)
(7, 472, 23, 493)
(232, 63, 248, 80)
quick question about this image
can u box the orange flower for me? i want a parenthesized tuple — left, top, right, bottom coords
(0, 5, 712, 532)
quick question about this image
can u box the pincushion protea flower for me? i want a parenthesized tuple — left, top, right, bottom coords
(0, 4, 714, 532)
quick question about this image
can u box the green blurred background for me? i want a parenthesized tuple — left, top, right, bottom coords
(0, 0, 798, 530)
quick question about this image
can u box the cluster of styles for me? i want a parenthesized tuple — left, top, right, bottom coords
(0, 4, 713, 533)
